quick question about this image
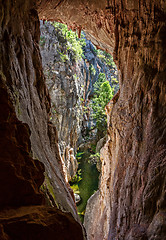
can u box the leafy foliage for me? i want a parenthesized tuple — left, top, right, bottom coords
(89, 152, 100, 163)
(96, 49, 116, 68)
(91, 73, 114, 134)
(40, 36, 46, 46)
(70, 169, 82, 184)
(76, 151, 84, 160)
(89, 64, 96, 75)
(70, 184, 80, 194)
(53, 22, 86, 61)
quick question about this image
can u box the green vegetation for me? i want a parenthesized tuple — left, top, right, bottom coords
(90, 72, 114, 135)
(95, 49, 116, 68)
(70, 184, 80, 195)
(53, 22, 86, 61)
(40, 36, 46, 46)
(70, 169, 82, 183)
(89, 152, 100, 162)
(70, 154, 83, 197)
(46, 22, 118, 222)
(69, 150, 99, 222)
(70, 151, 99, 222)
(58, 51, 69, 62)
(89, 64, 96, 75)
(40, 174, 59, 208)
(76, 151, 84, 161)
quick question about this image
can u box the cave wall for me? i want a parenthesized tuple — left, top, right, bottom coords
(0, 0, 84, 239)
(0, 0, 78, 217)
(84, 1, 166, 239)
(0, 0, 165, 239)
(38, 0, 166, 239)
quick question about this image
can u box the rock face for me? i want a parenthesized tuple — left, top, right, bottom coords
(40, 21, 84, 181)
(81, 35, 118, 135)
(40, 21, 118, 181)
(0, 83, 45, 208)
(0, 0, 78, 218)
(38, 0, 166, 239)
(0, 77, 83, 240)
(0, 1, 84, 239)
(82, 35, 118, 101)
(83, 1, 166, 239)
(0, 206, 84, 240)
(0, 0, 166, 240)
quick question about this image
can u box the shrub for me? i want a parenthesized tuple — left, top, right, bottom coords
(91, 73, 114, 135)
(53, 22, 86, 61)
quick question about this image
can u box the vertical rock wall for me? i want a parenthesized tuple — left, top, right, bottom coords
(84, 1, 166, 240)
(40, 21, 118, 182)
(0, 1, 84, 239)
(40, 21, 84, 181)
(0, 0, 78, 220)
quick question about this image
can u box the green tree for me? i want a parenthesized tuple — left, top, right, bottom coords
(53, 22, 86, 61)
(91, 73, 114, 135)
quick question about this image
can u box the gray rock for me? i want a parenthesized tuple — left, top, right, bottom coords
(96, 136, 107, 153)
(74, 193, 81, 204)
(40, 21, 84, 181)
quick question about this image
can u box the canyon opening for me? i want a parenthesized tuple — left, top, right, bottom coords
(0, 1, 165, 240)
(40, 20, 119, 223)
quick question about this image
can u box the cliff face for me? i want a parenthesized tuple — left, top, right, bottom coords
(0, 1, 84, 239)
(0, 0, 166, 239)
(40, 21, 118, 181)
(83, 1, 166, 240)
(38, 0, 166, 239)
(40, 21, 84, 181)
(0, 0, 78, 217)
(81, 36, 118, 135)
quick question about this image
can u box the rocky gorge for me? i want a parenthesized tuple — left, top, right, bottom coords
(0, 1, 166, 240)
(39, 20, 118, 182)
(39, 21, 118, 222)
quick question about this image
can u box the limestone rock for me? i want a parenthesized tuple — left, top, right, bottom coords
(40, 21, 118, 181)
(40, 21, 84, 181)
(96, 136, 107, 153)
(0, 0, 79, 219)
(74, 193, 81, 204)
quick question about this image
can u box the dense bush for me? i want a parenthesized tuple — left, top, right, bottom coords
(91, 73, 114, 135)
(96, 49, 116, 68)
(53, 22, 86, 61)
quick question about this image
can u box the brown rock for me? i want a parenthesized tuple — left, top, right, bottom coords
(0, 0, 78, 218)
(0, 206, 84, 240)
(0, 84, 45, 208)
(0, 0, 166, 240)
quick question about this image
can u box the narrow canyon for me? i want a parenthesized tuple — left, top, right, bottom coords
(0, 1, 165, 240)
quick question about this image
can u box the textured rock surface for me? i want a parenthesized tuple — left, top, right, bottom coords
(0, 206, 84, 240)
(0, 80, 84, 240)
(38, 0, 166, 239)
(0, 83, 45, 208)
(40, 21, 84, 181)
(83, 1, 166, 239)
(0, 0, 84, 239)
(0, 0, 78, 218)
(0, 0, 166, 240)
(40, 21, 118, 181)
(37, 0, 114, 53)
